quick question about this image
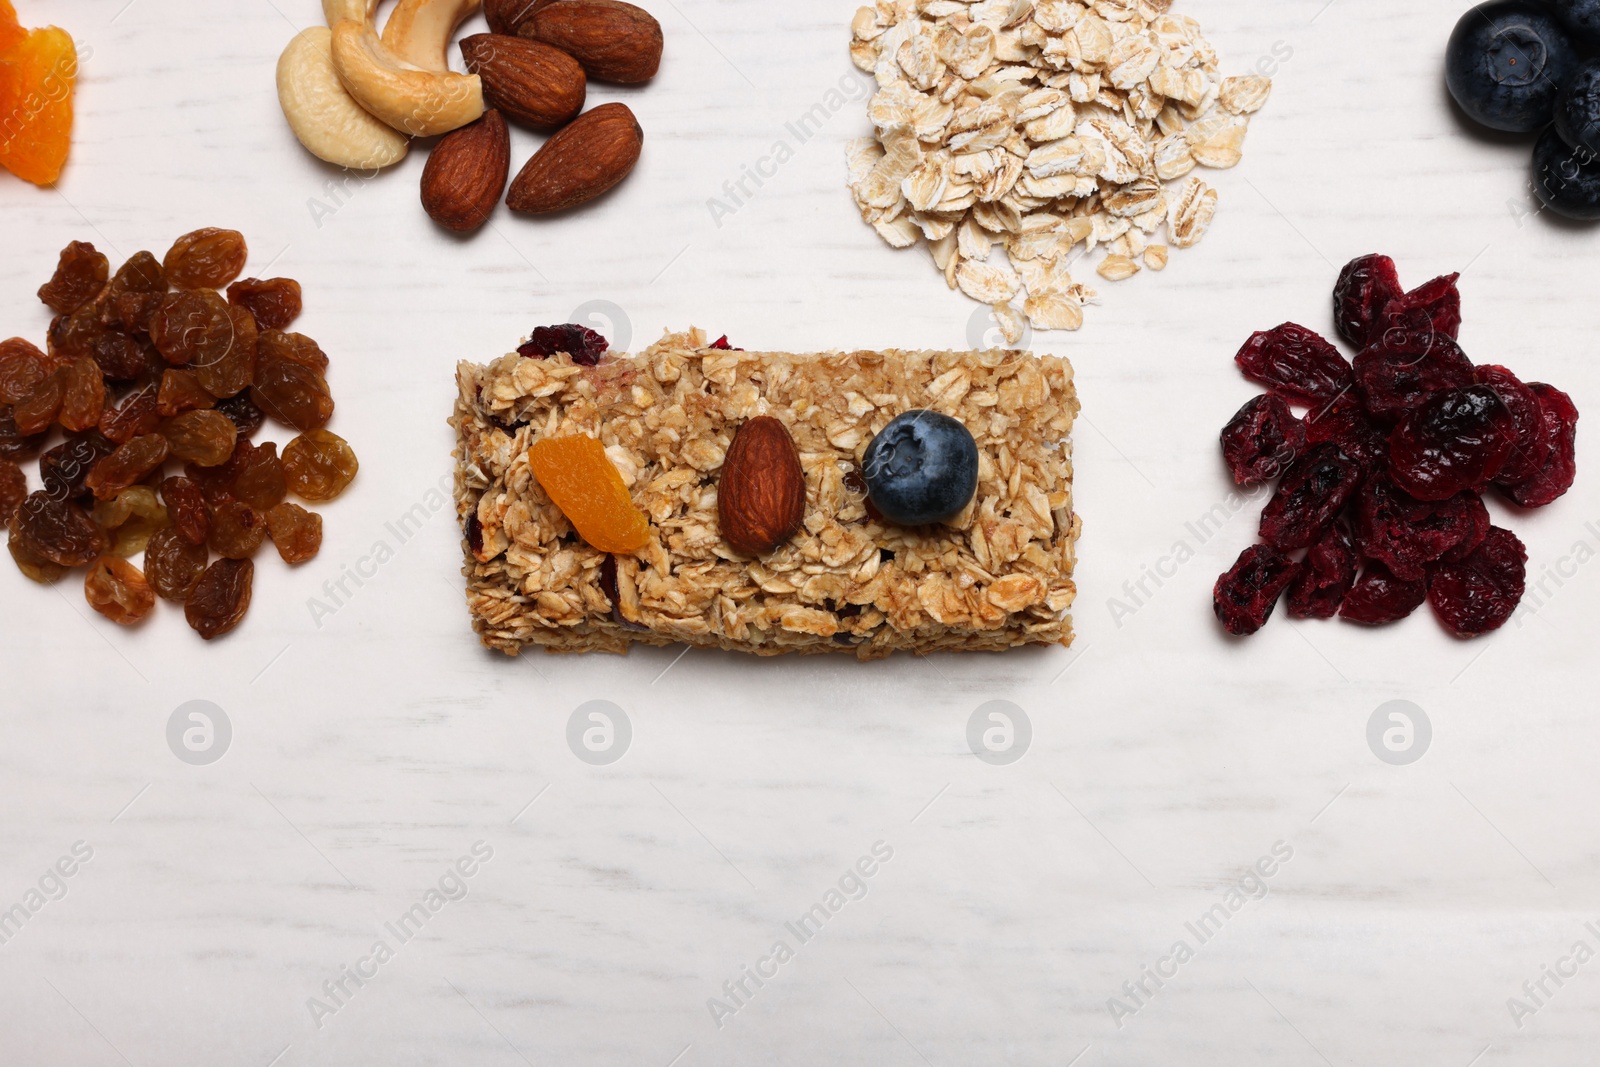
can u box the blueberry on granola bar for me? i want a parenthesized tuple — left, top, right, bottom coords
(861, 410, 979, 527)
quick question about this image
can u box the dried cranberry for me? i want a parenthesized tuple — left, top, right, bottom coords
(517, 324, 608, 365)
(1213, 544, 1299, 636)
(1475, 365, 1549, 484)
(1380, 273, 1462, 339)
(1352, 477, 1488, 581)
(1427, 526, 1526, 637)
(1332, 253, 1404, 349)
(708, 335, 743, 351)
(1352, 329, 1475, 423)
(1303, 397, 1388, 471)
(1287, 520, 1359, 619)
(1388, 385, 1516, 501)
(1234, 322, 1353, 405)
(1339, 562, 1427, 625)
(1258, 442, 1363, 550)
(465, 510, 484, 556)
(598, 553, 647, 630)
(1220, 394, 1304, 486)
(1497, 382, 1578, 508)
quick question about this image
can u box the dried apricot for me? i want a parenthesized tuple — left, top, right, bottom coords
(266, 501, 321, 564)
(0, 22, 78, 186)
(185, 558, 252, 639)
(228, 278, 302, 331)
(162, 409, 237, 467)
(282, 429, 357, 501)
(144, 527, 208, 601)
(163, 228, 248, 289)
(528, 434, 650, 552)
(37, 240, 107, 314)
(84, 556, 155, 625)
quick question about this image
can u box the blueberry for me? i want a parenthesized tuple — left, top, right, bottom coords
(861, 410, 979, 526)
(1446, 0, 1578, 133)
(1554, 58, 1600, 152)
(1550, 0, 1600, 47)
(1533, 123, 1600, 219)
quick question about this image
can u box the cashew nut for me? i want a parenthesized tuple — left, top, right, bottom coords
(382, 0, 482, 72)
(322, 0, 378, 25)
(277, 27, 410, 170)
(330, 18, 484, 137)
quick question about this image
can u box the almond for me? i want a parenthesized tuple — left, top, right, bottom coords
(420, 109, 511, 233)
(522, 0, 664, 85)
(484, 0, 559, 35)
(717, 416, 806, 557)
(459, 33, 585, 131)
(506, 101, 643, 214)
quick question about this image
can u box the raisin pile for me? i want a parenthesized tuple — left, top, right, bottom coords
(1214, 254, 1576, 638)
(1, 231, 358, 640)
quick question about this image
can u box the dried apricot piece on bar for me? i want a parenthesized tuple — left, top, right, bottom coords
(0, 10, 78, 186)
(528, 434, 650, 553)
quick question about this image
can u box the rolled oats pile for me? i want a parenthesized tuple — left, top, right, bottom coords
(847, 0, 1272, 334)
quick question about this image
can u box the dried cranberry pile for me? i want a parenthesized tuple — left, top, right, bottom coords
(1213, 254, 1578, 639)
(1, 230, 358, 639)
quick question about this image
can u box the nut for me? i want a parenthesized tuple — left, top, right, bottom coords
(521, 0, 663, 85)
(506, 101, 642, 213)
(277, 27, 410, 170)
(717, 416, 806, 557)
(330, 17, 485, 137)
(459, 33, 586, 131)
(322, 0, 377, 24)
(421, 108, 510, 232)
(382, 0, 483, 72)
(484, 0, 557, 35)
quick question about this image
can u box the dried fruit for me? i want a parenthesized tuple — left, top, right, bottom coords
(521, 0, 664, 84)
(1233, 323, 1353, 405)
(718, 416, 806, 556)
(163, 228, 248, 290)
(1352, 329, 1474, 423)
(1339, 562, 1427, 625)
(232, 440, 287, 511)
(208, 500, 266, 559)
(257, 330, 328, 374)
(0, 458, 25, 524)
(1213, 544, 1299, 636)
(84, 556, 156, 624)
(0, 336, 60, 404)
(0, 404, 48, 459)
(85, 433, 169, 500)
(150, 289, 237, 368)
(37, 241, 108, 315)
(11, 492, 107, 565)
(1498, 382, 1579, 508)
(227, 277, 303, 332)
(1353, 477, 1487, 581)
(144, 527, 208, 601)
(1220, 394, 1303, 486)
(58, 357, 104, 432)
(161, 475, 211, 545)
(162, 409, 238, 467)
(215, 392, 264, 439)
(459, 33, 586, 131)
(1381, 273, 1462, 339)
(507, 101, 643, 214)
(13, 367, 64, 435)
(281, 429, 358, 501)
(1286, 520, 1359, 619)
(518, 323, 608, 364)
(1475, 364, 1548, 484)
(192, 305, 257, 399)
(184, 558, 253, 640)
(39, 433, 115, 500)
(252, 356, 333, 431)
(90, 329, 154, 382)
(422, 108, 511, 234)
(266, 501, 322, 564)
(1332, 253, 1404, 349)
(1387, 385, 1515, 501)
(91, 485, 169, 557)
(101, 251, 166, 324)
(528, 433, 650, 552)
(7, 518, 67, 583)
(0, 20, 78, 186)
(1258, 442, 1362, 551)
(99, 385, 162, 444)
(1302, 396, 1387, 472)
(1427, 526, 1526, 637)
(157, 368, 215, 417)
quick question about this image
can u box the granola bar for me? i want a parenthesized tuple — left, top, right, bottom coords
(451, 328, 1081, 659)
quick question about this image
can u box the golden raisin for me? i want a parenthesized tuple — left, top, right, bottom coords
(157, 368, 213, 417)
(7, 520, 68, 583)
(99, 384, 162, 443)
(266, 501, 321, 564)
(149, 289, 235, 368)
(228, 278, 303, 332)
(13, 366, 64, 435)
(253, 357, 333, 433)
(160, 475, 211, 545)
(84, 556, 156, 625)
(38, 241, 108, 315)
(59, 357, 105, 433)
(232, 440, 286, 510)
(192, 305, 256, 399)
(208, 500, 265, 559)
(0, 458, 25, 524)
(258, 330, 328, 374)
(11, 492, 108, 566)
(282, 429, 358, 502)
(0, 336, 61, 404)
(144, 527, 208, 601)
(163, 228, 248, 289)
(185, 558, 253, 639)
(162, 409, 237, 467)
(85, 433, 169, 500)
(527, 434, 650, 552)
(91, 485, 169, 557)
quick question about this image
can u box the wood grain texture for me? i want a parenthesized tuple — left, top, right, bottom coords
(1, 0, 1598, 1064)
